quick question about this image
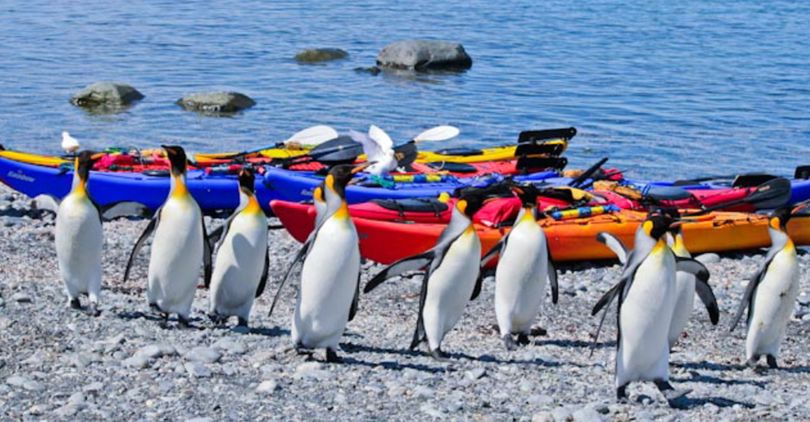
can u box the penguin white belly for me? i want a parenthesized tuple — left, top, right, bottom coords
(55, 194, 103, 299)
(423, 229, 481, 350)
(746, 249, 799, 359)
(209, 212, 268, 320)
(616, 250, 676, 386)
(293, 217, 360, 349)
(495, 223, 547, 336)
(668, 270, 696, 348)
(148, 197, 203, 317)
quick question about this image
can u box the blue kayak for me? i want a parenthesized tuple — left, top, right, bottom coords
(0, 156, 264, 212)
(261, 166, 559, 204)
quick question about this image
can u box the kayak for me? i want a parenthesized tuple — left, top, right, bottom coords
(0, 156, 273, 212)
(270, 200, 810, 265)
(261, 166, 559, 204)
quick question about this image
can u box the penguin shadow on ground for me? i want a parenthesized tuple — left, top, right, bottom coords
(533, 338, 615, 350)
(632, 394, 755, 410)
(670, 369, 768, 388)
(339, 342, 456, 373)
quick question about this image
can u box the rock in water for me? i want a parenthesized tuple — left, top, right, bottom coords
(176, 92, 256, 114)
(295, 48, 348, 63)
(71, 82, 144, 109)
(376, 40, 472, 71)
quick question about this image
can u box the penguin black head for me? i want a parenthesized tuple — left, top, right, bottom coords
(75, 150, 98, 184)
(238, 167, 255, 196)
(659, 208, 683, 235)
(510, 183, 540, 208)
(324, 163, 369, 200)
(162, 145, 188, 176)
(642, 212, 677, 241)
(456, 190, 487, 218)
(770, 207, 792, 231)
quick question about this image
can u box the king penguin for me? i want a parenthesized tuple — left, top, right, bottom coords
(730, 205, 806, 368)
(34, 151, 147, 315)
(591, 212, 716, 405)
(123, 145, 211, 327)
(207, 167, 269, 329)
(54, 151, 103, 315)
(270, 164, 367, 362)
(479, 183, 558, 350)
(364, 189, 487, 360)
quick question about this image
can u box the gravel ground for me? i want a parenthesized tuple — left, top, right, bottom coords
(1, 184, 810, 421)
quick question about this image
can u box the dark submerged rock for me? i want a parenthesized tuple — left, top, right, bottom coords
(376, 40, 472, 71)
(175, 92, 256, 114)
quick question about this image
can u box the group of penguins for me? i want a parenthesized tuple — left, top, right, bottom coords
(42, 146, 806, 407)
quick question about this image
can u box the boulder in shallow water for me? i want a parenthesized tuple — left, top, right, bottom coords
(376, 40, 472, 71)
(176, 92, 256, 114)
(70, 82, 144, 109)
(295, 48, 349, 63)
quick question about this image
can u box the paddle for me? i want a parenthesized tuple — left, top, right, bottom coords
(393, 125, 461, 168)
(683, 177, 792, 216)
(673, 172, 777, 187)
(281, 135, 364, 167)
(568, 157, 609, 188)
(208, 125, 339, 160)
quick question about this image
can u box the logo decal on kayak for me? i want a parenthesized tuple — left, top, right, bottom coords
(6, 170, 35, 183)
(300, 189, 313, 196)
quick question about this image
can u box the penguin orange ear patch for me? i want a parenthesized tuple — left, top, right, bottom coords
(456, 199, 468, 214)
(769, 217, 780, 230)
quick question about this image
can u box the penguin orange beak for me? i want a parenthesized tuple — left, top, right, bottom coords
(347, 162, 371, 185)
(792, 202, 809, 215)
(668, 220, 683, 230)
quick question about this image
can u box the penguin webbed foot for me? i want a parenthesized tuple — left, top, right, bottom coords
(766, 355, 779, 369)
(69, 298, 82, 310)
(747, 355, 760, 368)
(158, 312, 170, 329)
(530, 326, 548, 337)
(429, 348, 450, 361)
(86, 303, 101, 317)
(616, 384, 628, 402)
(325, 348, 343, 363)
(502, 335, 518, 351)
(654, 379, 691, 407)
(517, 333, 531, 346)
(177, 316, 194, 330)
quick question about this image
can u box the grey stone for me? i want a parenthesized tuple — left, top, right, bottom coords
(466, 367, 486, 380)
(696, 253, 721, 264)
(376, 40, 472, 71)
(11, 292, 32, 303)
(294, 361, 330, 380)
(413, 385, 434, 399)
(6, 376, 45, 392)
(295, 48, 348, 63)
(184, 347, 221, 364)
(533, 411, 555, 422)
(573, 406, 605, 422)
(83, 382, 104, 394)
(213, 339, 247, 355)
(798, 292, 810, 306)
(551, 406, 572, 422)
(176, 92, 255, 113)
(71, 82, 144, 108)
(420, 402, 445, 418)
(122, 354, 151, 369)
(184, 362, 211, 378)
(256, 380, 278, 394)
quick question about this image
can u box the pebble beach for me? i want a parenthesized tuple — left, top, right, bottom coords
(2, 184, 810, 421)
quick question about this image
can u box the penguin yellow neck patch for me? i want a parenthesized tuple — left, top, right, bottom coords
(652, 237, 667, 254)
(520, 207, 535, 222)
(171, 175, 189, 199)
(243, 194, 262, 215)
(673, 233, 686, 254)
(333, 201, 350, 220)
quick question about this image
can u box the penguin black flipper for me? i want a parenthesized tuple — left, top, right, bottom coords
(675, 256, 710, 284)
(547, 242, 559, 304)
(410, 264, 437, 350)
(348, 272, 361, 321)
(729, 247, 781, 331)
(210, 208, 243, 253)
(31, 194, 61, 214)
(596, 232, 628, 264)
(255, 247, 270, 298)
(201, 218, 213, 289)
(363, 250, 434, 293)
(694, 278, 720, 324)
(99, 201, 151, 221)
(589, 279, 626, 355)
(268, 236, 316, 317)
(123, 211, 161, 283)
(480, 234, 509, 268)
(470, 268, 485, 301)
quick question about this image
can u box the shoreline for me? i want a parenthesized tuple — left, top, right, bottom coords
(1, 184, 809, 420)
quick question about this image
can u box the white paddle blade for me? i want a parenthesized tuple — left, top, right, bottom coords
(284, 125, 338, 147)
(413, 125, 460, 142)
(368, 125, 394, 150)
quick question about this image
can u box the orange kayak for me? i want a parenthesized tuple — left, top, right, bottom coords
(271, 200, 810, 264)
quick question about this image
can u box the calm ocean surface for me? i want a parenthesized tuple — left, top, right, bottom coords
(1, 0, 808, 179)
